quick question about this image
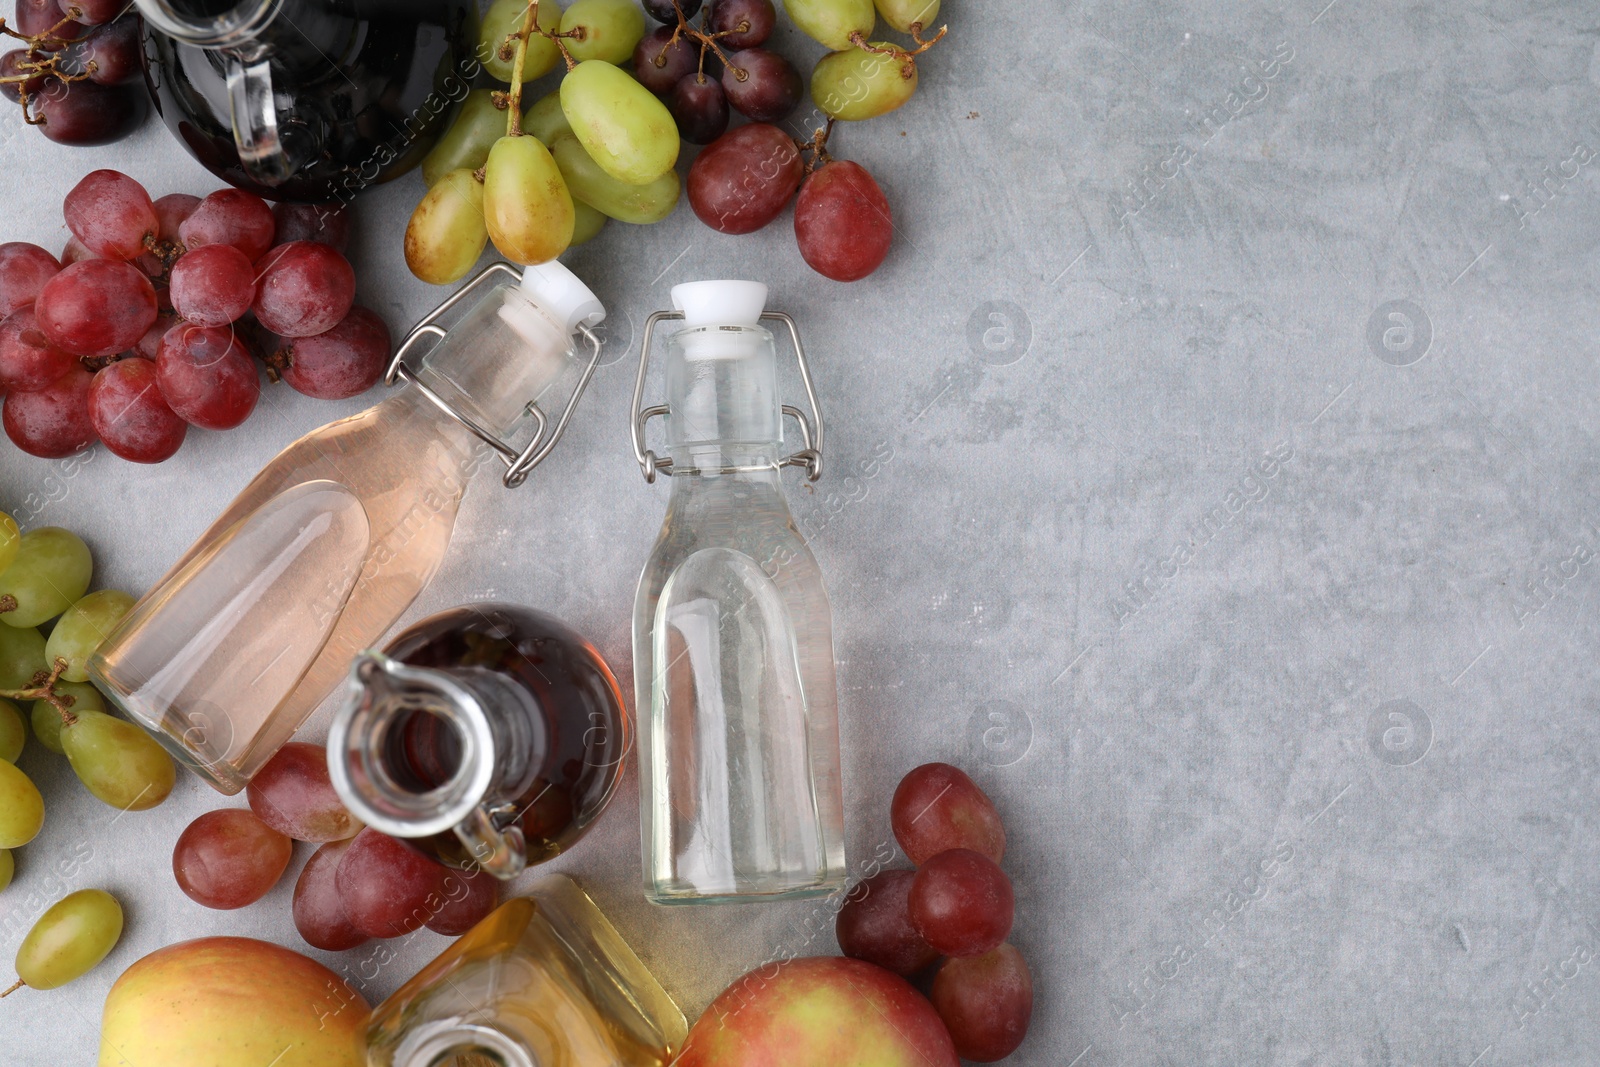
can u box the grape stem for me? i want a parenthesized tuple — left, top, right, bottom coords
(661, 0, 746, 83)
(0, 22, 101, 127)
(0, 978, 22, 998)
(848, 25, 947, 77)
(798, 119, 836, 173)
(0, 657, 73, 721)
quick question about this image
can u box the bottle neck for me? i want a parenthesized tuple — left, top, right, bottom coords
(664, 324, 783, 473)
(328, 654, 546, 876)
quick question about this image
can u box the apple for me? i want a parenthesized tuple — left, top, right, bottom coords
(97, 936, 368, 1067)
(675, 955, 958, 1067)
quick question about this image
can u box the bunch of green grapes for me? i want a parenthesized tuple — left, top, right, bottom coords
(407, 0, 681, 284)
(794, 0, 947, 121)
(0, 510, 174, 892)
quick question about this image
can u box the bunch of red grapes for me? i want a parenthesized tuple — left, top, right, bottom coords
(0, 170, 391, 464)
(1, 0, 148, 146)
(836, 763, 1034, 1062)
(634, 0, 892, 282)
(172, 743, 502, 949)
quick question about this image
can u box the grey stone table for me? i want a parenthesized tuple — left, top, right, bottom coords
(3, 1, 1598, 1064)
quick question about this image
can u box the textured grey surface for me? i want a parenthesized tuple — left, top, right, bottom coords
(4, 0, 1600, 1064)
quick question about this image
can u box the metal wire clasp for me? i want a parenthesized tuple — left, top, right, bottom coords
(629, 309, 824, 484)
(386, 262, 604, 489)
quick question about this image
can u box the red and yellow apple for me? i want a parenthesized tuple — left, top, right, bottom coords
(97, 936, 367, 1067)
(675, 955, 958, 1067)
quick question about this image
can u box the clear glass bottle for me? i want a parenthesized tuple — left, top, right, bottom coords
(630, 280, 846, 904)
(367, 875, 686, 1067)
(328, 603, 629, 879)
(89, 263, 607, 795)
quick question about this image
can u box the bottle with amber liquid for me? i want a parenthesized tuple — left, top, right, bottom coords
(367, 875, 686, 1067)
(328, 603, 628, 879)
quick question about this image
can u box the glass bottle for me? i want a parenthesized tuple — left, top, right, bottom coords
(367, 875, 686, 1067)
(629, 280, 846, 904)
(327, 603, 629, 879)
(89, 263, 607, 795)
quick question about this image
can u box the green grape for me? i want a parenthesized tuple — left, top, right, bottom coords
(787, 0, 874, 50)
(570, 199, 607, 245)
(874, 0, 939, 33)
(0, 700, 21, 763)
(560, 0, 646, 65)
(61, 710, 174, 812)
(0, 512, 18, 576)
(0, 528, 92, 629)
(32, 682, 104, 755)
(423, 90, 509, 187)
(483, 135, 575, 265)
(480, 0, 564, 83)
(812, 46, 918, 121)
(561, 60, 679, 185)
(11, 889, 123, 992)
(406, 168, 489, 285)
(551, 133, 680, 223)
(0, 849, 11, 892)
(0, 626, 46, 690)
(45, 589, 134, 684)
(524, 89, 573, 146)
(0, 759, 43, 848)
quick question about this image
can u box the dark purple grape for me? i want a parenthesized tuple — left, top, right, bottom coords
(271, 202, 351, 253)
(632, 26, 696, 96)
(15, 0, 87, 50)
(721, 47, 801, 122)
(642, 0, 699, 22)
(36, 78, 145, 146)
(66, 13, 141, 85)
(56, 0, 125, 25)
(0, 50, 48, 101)
(708, 0, 775, 49)
(669, 72, 729, 144)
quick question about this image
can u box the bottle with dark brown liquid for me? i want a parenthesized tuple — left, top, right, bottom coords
(327, 604, 628, 879)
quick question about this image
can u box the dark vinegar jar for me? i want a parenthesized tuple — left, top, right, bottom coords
(328, 604, 629, 879)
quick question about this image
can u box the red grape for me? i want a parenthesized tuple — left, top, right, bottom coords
(37, 78, 145, 146)
(669, 73, 729, 144)
(930, 944, 1033, 1062)
(334, 828, 450, 938)
(88, 356, 186, 463)
(836, 869, 940, 976)
(35, 259, 156, 357)
(908, 849, 1014, 958)
(247, 741, 363, 843)
(3, 364, 95, 457)
(155, 323, 260, 430)
(293, 838, 369, 951)
(721, 48, 800, 122)
(132, 310, 174, 360)
(152, 193, 201, 241)
(0, 242, 62, 316)
(425, 868, 501, 936)
(172, 808, 294, 910)
(687, 123, 804, 234)
(708, 0, 774, 47)
(794, 160, 893, 282)
(169, 244, 255, 327)
(57, 0, 124, 27)
(642, 0, 698, 22)
(179, 188, 275, 262)
(0, 307, 77, 391)
(252, 242, 355, 338)
(0, 50, 47, 101)
(60, 236, 94, 266)
(271, 202, 351, 253)
(64, 169, 158, 261)
(68, 13, 141, 84)
(15, 0, 86, 50)
(632, 27, 697, 95)
(890, 762, 1007, 865)
(276, 305, 390, 400)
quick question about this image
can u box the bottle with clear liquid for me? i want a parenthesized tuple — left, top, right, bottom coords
(366, 875, 686, 1067)
(630, 280, 846, 904)
(89, 262, 607, 795)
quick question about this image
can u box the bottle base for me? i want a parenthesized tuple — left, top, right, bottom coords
(645, 874, 847, 907)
